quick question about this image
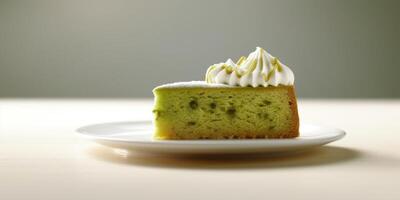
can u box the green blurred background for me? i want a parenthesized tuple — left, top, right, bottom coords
(1, 0, 399, 98)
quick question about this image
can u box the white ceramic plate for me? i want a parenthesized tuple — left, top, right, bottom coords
(77, 121, 345, 155)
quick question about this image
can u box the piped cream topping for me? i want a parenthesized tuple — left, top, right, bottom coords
(205, 47, 294, 87)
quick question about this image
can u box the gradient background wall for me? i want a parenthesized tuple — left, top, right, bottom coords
(1, 0, 399, 98)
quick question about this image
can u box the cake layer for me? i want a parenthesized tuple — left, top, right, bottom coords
(152, 84, 299, 139)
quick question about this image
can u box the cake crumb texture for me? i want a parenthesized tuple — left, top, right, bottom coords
(153, 85, 299, 139)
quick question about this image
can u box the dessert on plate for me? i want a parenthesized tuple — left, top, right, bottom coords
(152, 47, 299, 140)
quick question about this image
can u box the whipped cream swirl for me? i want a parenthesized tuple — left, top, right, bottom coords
(205, 47, 294, 87)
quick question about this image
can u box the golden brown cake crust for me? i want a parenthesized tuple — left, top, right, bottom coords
(286, 86, 300, 138)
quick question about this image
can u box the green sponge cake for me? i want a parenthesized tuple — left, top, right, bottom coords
(152, 47, 299, 140)
(153, 82, 298, 139)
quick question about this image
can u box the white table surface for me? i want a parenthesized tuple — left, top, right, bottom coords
(1, 99, 399, 200)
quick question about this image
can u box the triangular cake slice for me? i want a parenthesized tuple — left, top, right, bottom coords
(152, 47, 299, 139)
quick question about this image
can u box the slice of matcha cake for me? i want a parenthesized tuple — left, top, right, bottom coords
(152, 47, 299, 140)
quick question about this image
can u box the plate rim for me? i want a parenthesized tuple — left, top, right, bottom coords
(76, 120, 346, 146)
